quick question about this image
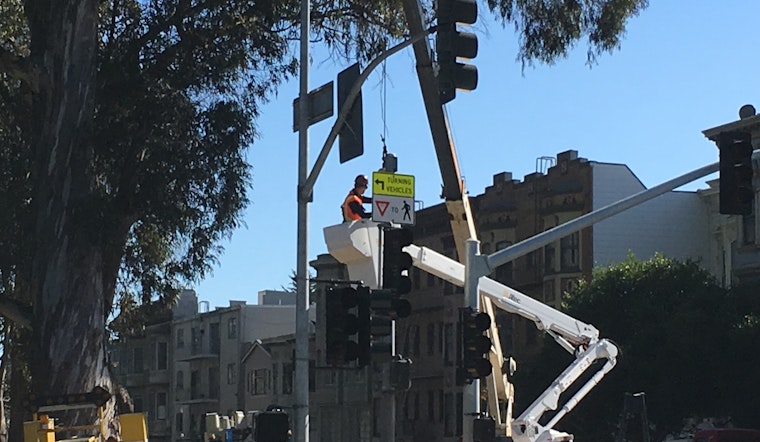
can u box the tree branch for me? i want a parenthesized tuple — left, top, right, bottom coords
(0, 296, 33, 330)
(0, 47, 44, 93)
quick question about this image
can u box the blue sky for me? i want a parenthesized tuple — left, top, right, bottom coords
(195, 1, 760, 307)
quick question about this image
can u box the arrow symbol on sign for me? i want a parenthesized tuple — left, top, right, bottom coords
(376, 200, 389, 216)
(374, 179, 384, 190)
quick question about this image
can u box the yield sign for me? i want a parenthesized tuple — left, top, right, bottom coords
(375, 200, 390, 216)
(371, 195, 415, 225)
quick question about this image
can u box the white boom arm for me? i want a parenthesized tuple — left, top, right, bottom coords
(406, 244, 619, 442)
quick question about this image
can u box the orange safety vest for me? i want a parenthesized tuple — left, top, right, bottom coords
(342, 191, 364, 222)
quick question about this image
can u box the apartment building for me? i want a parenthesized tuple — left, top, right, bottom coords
(112, 320, 173, 440)
(111, 289, 296, 441)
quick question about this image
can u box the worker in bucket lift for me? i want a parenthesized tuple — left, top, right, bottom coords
(341, 174, 372, 221)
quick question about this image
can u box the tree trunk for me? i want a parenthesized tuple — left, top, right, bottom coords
(24, 0, 117, 437)
(0, 327, 7, 442)
(9, 328, 31, 442)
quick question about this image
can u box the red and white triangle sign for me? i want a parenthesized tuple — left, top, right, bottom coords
(375, 200, 389, 216)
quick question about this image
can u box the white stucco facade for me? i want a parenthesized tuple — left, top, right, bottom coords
(591, 162, 710, 267)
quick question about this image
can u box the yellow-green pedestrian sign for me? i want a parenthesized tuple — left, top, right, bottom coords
(371, 172, 415, 225)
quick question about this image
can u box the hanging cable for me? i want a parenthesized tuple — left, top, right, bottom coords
(380, 59, 388, 158)
(379, 59, 397, 173)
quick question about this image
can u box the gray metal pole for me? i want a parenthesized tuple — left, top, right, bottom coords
(295, 0, 310, 440)
(292, 28, 430, 442)
(463, 238, 482, 442)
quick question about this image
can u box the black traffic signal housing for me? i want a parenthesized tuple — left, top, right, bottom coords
(382, 227, 414, 295)
(325, 286, 361, 365)
(458, 307, 493, 385)
(358, 288, 413, 367)
(254, 410, 290, 442)
(436, 0, 478, 104)
(719, 131, 754, 215)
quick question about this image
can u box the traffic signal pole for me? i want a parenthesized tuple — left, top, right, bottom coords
(295, 17, 433, 442)
(295, 0, 310, 440)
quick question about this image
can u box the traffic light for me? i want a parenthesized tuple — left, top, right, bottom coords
(325, 286, 361, 365)
(458, 307, 493, 385)
(435, 0, 478, 104)
(382, 227, 413, 294)
(719, 131, 755, 215)
(254, 410, 290, 442)
(357, 288, 412, 367)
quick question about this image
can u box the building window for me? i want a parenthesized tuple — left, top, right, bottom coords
(560, 232, 579, 270)
(248, 368, 268, 395)
(413, 392, 420, 420)
(191, 327, 200, 354)
(456, 393, 463, 436)
(309, 360, 316, 392)
(438, 390, 444, 422)
(426, 323, 435, 355)
(176, 328, 184, 349)
(190, 370, 199, 399)
(443, 323, 453, 366)
(116, 349, 131, 376)
(156, 341, 168, 370)
(176, 370, 184, 390)
(228, 317, 238, 339)
(411, 325, 420, 356)
(427, 390, 435, 421)
(132, 348, 143, 373)
(209, 366, 219, 399)
(543, 279, 555, 303)
(175, 412, 183, 434)
(444, 393, 453, 436)
(561, 278, 578, 297)
(272, 363, 279, 395)
(544, 243, 556, 273)
(282, 363, 294, 394)
(373, 398, 382, 437)
(156, 392, 167, 420)
(209, 322, 220, 354)
(527, 250, 537, 269)
(133, 396, 143, 414)
(227, 363, 237, 385)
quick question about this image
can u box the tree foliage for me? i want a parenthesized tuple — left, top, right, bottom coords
(513, 254, 760, 440)
(486, 0, 648, 66)
(0, 0, 647, 437)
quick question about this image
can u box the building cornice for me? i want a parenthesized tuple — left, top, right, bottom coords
(702, 113, 760, 142)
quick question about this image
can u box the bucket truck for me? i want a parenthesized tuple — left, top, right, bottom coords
(324, 221, 619, 442)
